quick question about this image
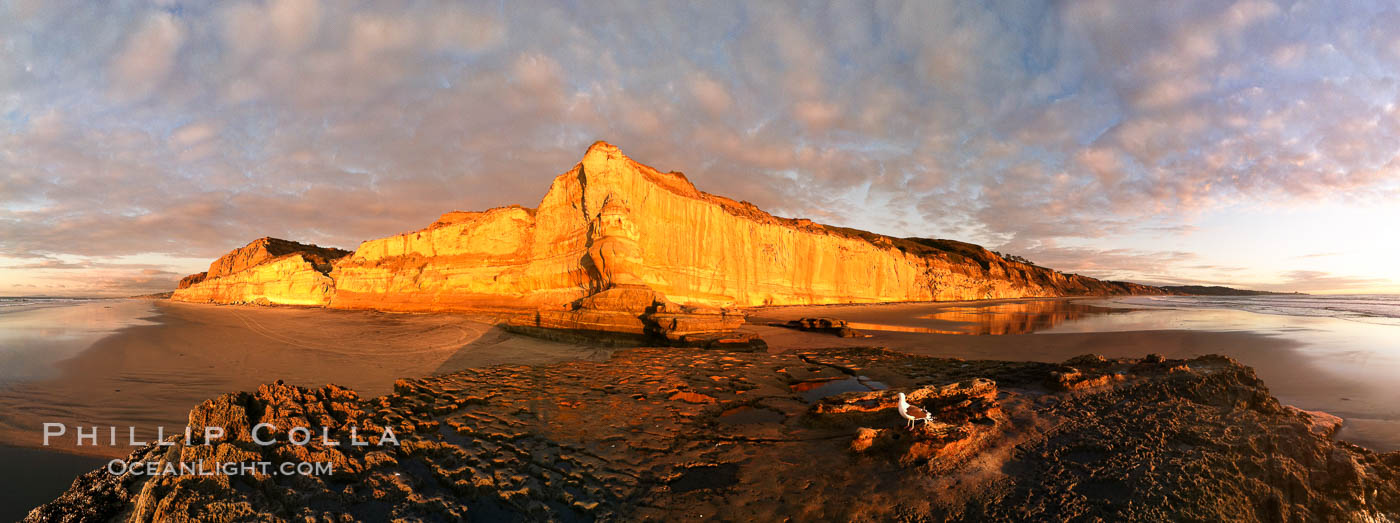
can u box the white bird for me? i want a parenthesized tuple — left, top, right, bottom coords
(896, 392, 933, 430)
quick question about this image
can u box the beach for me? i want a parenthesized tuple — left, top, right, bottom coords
(0, 299, 159, 386)
(5, 296, 1398, 455)
(748, 297, 1400, 451)
(0, 300, 612, 458)
(0, 446, 107, 522)
(7, 297, 1400, 453)
(5, 295, 1400, 518)
(0, 299, 617, 518)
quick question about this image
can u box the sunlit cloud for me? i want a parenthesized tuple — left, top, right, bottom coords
(1258, 270, 1393, 293)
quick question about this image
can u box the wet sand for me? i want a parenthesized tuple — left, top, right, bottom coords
(0, 299, 159, 386)
(0, 300, 611, 458)
(749, 297, 1135, 336)
(5, 295, 1399, 515)
(0, 446, 107, 522)
(6, 297, 1397, 455)
(747, 298, 1400, 451)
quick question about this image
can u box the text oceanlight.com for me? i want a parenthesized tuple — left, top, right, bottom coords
(38, 422, 400, 477)
(107, 460, 334, 477)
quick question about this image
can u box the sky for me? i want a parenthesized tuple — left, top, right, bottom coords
(2, 0, 1399, 297)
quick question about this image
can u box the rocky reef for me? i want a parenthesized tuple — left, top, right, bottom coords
(504, 284, 760, 349)
(777, 316, 871, 338)
(172, 142, 1166, 313)
(28, 348, 1399, 521)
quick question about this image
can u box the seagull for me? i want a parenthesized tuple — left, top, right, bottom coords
(896, 392, 933, 430)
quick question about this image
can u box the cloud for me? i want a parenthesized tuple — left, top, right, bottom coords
(510, 53, 564, 97)
(0, 257, 185, 296)
(1256, 270, 1392, 293)
(1, 1, 1398, 293)
(268, 0, 322, 51)
(1293, 252, 1340, 260)
(109, 12, 184, 100)
(4, 259, 90, 270)
(1003, 244, 1201, 283)
(689, 73, 732, 117)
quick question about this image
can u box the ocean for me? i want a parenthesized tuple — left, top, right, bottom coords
(0, 297, 96, 311)
(1116, 294, 1400, 326)
(0, 299, 156, 385)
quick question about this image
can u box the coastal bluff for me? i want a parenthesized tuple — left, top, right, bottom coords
(173, 142, 1165, 310)
(171, 238, 349, 306)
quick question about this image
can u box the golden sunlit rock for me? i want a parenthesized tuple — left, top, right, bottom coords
(171, 237, 349, 306)
(171, 254, 339, 306)
(171, 142, 1166, 312)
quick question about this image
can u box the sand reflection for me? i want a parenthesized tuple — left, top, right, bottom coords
(848, 300, 1130, 335)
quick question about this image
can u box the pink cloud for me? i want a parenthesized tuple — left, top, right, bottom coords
(109, 12, 183, 100)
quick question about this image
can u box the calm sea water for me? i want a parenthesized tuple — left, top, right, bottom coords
(0, 297, 94, 310)
(1117, 294, 1400, 326)
(0, 299, 156, 385)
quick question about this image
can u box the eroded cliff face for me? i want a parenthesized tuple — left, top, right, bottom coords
(171, 239, 348, 306)
(205, 237, 349, 279)
(328, 204, 588, 311)
(176, 272, 206, 289)
(328, 142, 1163, 310)
(175, 142, 1164, 310)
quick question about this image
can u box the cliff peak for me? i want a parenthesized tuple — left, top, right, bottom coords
(569, 140, 706, 210)
(584, 140, 621, 157)
(580, 140, 630, 178)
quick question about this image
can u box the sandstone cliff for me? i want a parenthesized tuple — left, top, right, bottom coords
(171, 238, 349, 306)
(205, 237, 349, 279)
(176, 272, 206, 289)
(174, 142, 1164, 310)
(329, 142, 1164, 310)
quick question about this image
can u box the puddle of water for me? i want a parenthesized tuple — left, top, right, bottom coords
(670, 463, 740, 493)
(791, 376, 888, 402)
(848, 301, 1133, 336)
(790, 378, 840, 393)
(844, 322, 950, 334)
(716, 406, 786, 425)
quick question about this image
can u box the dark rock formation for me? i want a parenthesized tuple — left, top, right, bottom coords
(28, 348, 1400, 521)
(505, 285, 761, 350)
(778, 317, 870, 337)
